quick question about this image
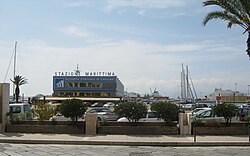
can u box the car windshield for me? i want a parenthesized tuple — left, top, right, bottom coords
(198, 110, 212, 118)
(148, 111, 157, 118)
(194, 109, 208, 115)
(88, 108, 111, 113)
(192, 108, 204, 113)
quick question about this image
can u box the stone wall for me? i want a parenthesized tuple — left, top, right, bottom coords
(98, 122, 179, 135)
(6, 121, 85, 134)
(194, 123, 249, 135)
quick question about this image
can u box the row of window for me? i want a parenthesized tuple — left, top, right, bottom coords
(55, 91, 112, 97)
(65, 82, 117, 88)
(67, 82, 102, 88)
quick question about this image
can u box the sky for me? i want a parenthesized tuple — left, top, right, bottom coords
(0, 0, 250, 98)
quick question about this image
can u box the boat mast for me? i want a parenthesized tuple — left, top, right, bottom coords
(186, 65, 189, 99)
(181, 63, 186, 100)
(13, 41, 17, 100)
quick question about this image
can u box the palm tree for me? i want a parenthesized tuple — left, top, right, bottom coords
(202, 0, 250, 58)
(10, 75, 27, 103)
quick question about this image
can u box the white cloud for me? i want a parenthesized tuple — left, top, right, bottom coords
(59, 26, 89, 38)
(0, 39, 249, 97)
(105, 0, 188, 10)
(64, 1, 93, 8)
(138, 10, 145, 16)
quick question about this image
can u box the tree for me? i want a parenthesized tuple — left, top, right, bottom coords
(151, 102, 179, 123)
(33, 102, 54, 121)
(10, 75, 27, 103)
(212, 103, 238, 125)
(114, 102, 147, 123)
(202, 0, 250, 58)
(61, 99, 87, 123)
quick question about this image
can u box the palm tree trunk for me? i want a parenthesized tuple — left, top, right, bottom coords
(247, 32, 250, 58)
(15, 87, 20, 103)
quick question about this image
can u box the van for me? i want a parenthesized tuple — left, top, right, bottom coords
(9, 103, 31, 114)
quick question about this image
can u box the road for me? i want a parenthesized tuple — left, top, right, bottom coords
(0, 143, 250, 156)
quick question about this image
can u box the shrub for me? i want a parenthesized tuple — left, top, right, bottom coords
(33, 102, 54, 121)
(244, 114, 250, 125)
(61, 99, 87, 123)
(151, 102, 179, 123)
(114, 102, 147, 123)
(212, 103, 238, 125)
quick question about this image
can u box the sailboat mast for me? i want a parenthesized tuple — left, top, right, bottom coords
(186, 65, 189, 99)
(13, 41, 17, 100)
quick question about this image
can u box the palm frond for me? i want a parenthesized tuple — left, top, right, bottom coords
(239, 0, 250, 22)
(203, 11, 245, 28)
(203, 0, 249, 29)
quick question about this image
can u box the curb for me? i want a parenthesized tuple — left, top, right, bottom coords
(0, 139, 250, 146)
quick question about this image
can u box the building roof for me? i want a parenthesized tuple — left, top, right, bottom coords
(39, 96, 122, 101)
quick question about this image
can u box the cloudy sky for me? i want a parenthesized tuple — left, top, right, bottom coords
(0, 0, 250, 98)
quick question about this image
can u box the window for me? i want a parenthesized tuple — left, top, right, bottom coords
(10, 106, 21, 113)
(67, 82, 73, 87)
(148, 111, 157, 118)
(23, 105, 30, 113)
(80, 83, 86, 87)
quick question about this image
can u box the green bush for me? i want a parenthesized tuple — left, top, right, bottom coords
(33, 102, 54, 121)
(212, 103, 238, 125)
(61, 99, 87, 123)
(151, 102, 179, 123)
(244, 114, 250, 125)
(114, 102, 147, 123)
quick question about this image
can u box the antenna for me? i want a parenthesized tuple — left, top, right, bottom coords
(75, 63, 80, 76)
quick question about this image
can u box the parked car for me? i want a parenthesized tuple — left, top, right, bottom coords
(90, 102, 104, 107)
(85, 108, 118, 121)
(194, 103, 209, 108)
(188, 107, 212, 116)
(49, 113, 84, 121)
(9, 103, 31, 114)
(194, 109, 224, 122)
(181, 104, 195, 110)
(103, 102, 116, 108)
(117, 110, 164, 122)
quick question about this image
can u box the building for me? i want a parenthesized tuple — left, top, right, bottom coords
(207, 88, 247, 103)
(52, 71, 124, 99)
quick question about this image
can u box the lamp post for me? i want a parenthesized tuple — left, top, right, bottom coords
(248, 85, 250, 104)
(248, 85, 250, 96)
(234, 83, 237, 104)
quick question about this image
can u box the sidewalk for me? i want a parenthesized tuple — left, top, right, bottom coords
(0, 133, 250, 146)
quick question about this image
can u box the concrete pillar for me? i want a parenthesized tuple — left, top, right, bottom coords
(179, 113, 184, 135)
(179, 113, 192, 135)
(187, 113, 192, 135)
(85, 113, 98, 135)
(0, 83, 10, 133)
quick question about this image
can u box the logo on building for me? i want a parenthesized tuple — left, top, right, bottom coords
(55, 78, 64, 88)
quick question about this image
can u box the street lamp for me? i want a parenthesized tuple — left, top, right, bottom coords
(248, 85, 250, 97)
(248, 85, 250, 104)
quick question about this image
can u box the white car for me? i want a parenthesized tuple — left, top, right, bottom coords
(49, 113, 84, 121)
(85, 108, 118, 121)
(117, 110, 164, 122)
(193, 109, 224, 122)
(103, 102, 116, 108)
(188, 108, 212, 117)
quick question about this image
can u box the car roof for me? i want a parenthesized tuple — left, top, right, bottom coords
(9, 103, 29, 106)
